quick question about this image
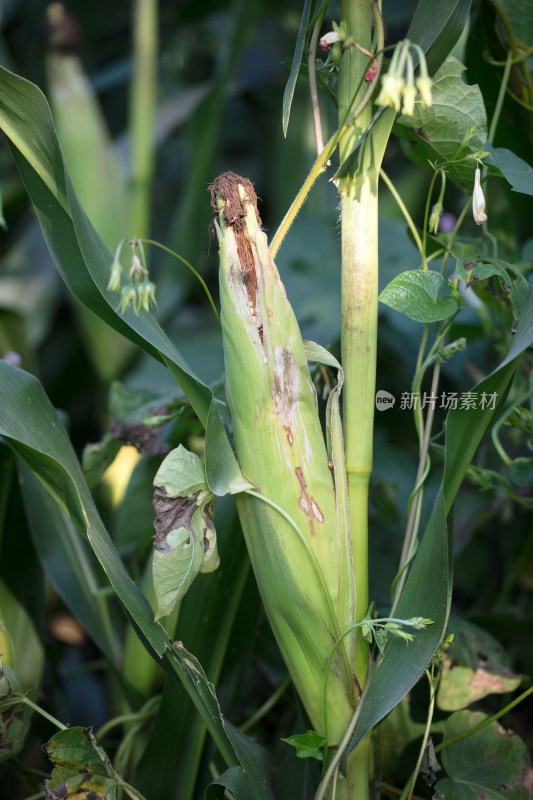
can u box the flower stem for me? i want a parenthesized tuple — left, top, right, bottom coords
(130, 0, 158, 239)
(309, 7, 327, 155)
(19, 696, 67, 731)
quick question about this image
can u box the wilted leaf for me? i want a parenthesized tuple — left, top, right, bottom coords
(437, 619, 522, 711)
(0, 661, 33, 762)
(395, 56, 487, 191)
(434, 711, 533, 799)
(421, 737, 441, 786)
(379, 269, 458, 322)
(152, 446, 219, 618)
(43, 726, 118, 799)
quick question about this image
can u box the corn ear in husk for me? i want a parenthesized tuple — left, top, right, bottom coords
(212, 172, 357, 743)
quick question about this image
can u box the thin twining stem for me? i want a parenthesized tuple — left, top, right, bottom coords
(309, 8, 327, 155)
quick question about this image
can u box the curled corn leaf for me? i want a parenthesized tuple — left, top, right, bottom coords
(152, 445, 219, 620)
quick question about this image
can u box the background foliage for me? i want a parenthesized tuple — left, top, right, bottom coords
(0, 1, 532, 798)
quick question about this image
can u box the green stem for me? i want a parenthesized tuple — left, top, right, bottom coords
(130, 0, 158, 239)
(309, 6, 327, 155)
(393, 361, 441, 610)
(400, 669, 437, 800)
(379, 167, 424, 258)
(315, 689, 369, 800)
(336, 2, 387, 798)
(488, 48, 513, 145)
(269, 2, 384, 260)
(422, 171, 439, 270)
(119, 780, 150, 800)
(19, 696, 67, 731)
(434, 685, 533, 754)
(240, 674, 291, 733)
(95, 696, 161, 740)
(138, 238, 221, 327)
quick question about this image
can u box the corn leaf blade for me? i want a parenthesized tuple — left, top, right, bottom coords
(282, 0, 311, 137)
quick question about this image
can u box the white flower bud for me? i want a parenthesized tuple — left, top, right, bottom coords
(401, 85, 417, 116)
(416, 76, 433, 107)
(319, 31, 341, 51)
(472, 167, 487, 226)
(107, 260, 122, 293)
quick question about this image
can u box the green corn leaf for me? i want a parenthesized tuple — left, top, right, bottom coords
(0, 362, 256, 777)
(0, 65, 232, 442)
(407, 0, 473, 76)
(135, 497, 259, 800)
(282, 0, 311, 137)
(17, 463, 121, 666)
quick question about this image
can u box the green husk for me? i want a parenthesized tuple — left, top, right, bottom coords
(213, 173, 357, 742)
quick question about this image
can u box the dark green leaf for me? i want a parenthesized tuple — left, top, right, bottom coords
(0, 363, 242, 772)
(280, 730, 327, 761)
(509, 457, 533, 487)
(136, 498, 263, 800)
(407, 0, 473, 76)
(379, 270, 458, 323)
(395, 57, 487, 192)
(434, 711, 533, 799)
(486, 146, 533, 196)
(18, 463, 121, 665)
(207, 722, 273, 800)
(282, 0, 311, 137)
(498, 0, 533, 47)
(0, 64, 228, 437)
(455, 257, 528, 317)
(82, 434, 122, 490)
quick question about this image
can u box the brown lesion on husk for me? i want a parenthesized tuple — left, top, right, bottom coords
(272, 346, 299, 445)
(209, 172, 263, 338)
(295, 467, 324, 536)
